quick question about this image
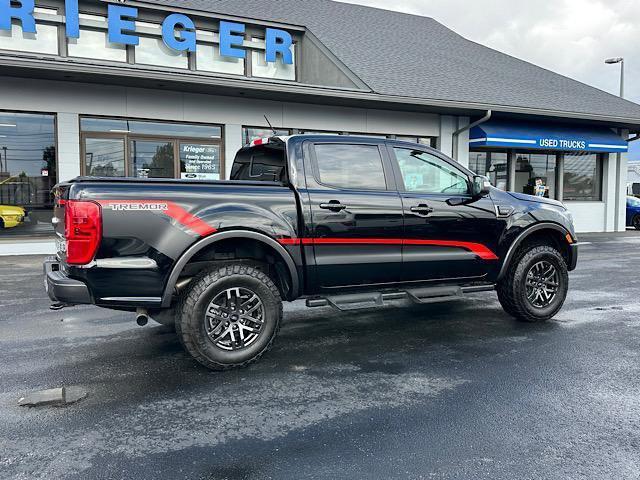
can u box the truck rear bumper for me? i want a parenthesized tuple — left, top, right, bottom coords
(44, 257, 91, 305)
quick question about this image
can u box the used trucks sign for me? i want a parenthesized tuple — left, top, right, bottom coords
(0, 0, 294, 64)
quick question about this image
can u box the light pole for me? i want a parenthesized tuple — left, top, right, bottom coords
(1, 146, 7, 174)
(605, 57, 624, 98)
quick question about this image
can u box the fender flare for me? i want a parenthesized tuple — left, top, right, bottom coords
(161, 230, 301, 307)
(497, 222, 574, 281)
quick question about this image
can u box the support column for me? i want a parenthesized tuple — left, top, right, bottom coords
(556, 154, 564, 201)
(437, 115, 455, 157)
(224, 124, 243, 180)
(615, 130, 630, 231)
(437, 115, 470, 167)
(56, 113, 81, 182)
(454, 116, 470, 168)
(507, 151, 516, 192)
(603, 153, 618, 232)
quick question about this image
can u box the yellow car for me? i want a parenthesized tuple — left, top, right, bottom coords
(0, 205, 26, 229)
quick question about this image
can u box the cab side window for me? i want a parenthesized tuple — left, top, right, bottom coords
(393, 148, 470, 195)
(314, 144, 387, 190)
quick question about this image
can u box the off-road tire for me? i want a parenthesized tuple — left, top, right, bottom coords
(497, 245, 569, 323)
(176, 264, 282, 371)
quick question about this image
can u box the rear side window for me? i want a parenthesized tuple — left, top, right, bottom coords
(314, 144, 387, 190)
(231, 144, 287, 182)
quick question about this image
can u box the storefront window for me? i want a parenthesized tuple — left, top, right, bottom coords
(243, 127, 292, 145)
(563, 153, 603, 201)
(514, 152, 557, 198)
(0, 17, 58, 55)
(469, 151, 508, 190)
(136, 35, 189, 69)
(81, 118, 221, 138)
(251, 38, 296, 81)
(67, 15, 127, 63)
(302, 130, 342, 135)
(81, 117, 223, 180)
(395, 136, 436, 147)
(0, 112, 56, 237)
(84, 138, 125, 177)
(130, 140, 175, 178)
(196, 31, 245, 76)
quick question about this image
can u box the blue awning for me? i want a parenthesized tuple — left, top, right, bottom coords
(470, 120, 628, 153)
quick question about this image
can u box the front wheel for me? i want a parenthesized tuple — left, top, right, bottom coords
(497, 245, 569, 322)
(176, 264, 282, 371)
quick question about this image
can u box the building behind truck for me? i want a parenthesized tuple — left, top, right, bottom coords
(1, 0, 639, 254)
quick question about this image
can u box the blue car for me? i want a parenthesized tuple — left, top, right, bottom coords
(627, 197, 640, 230)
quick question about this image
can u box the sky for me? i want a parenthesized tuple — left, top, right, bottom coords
(338, 0, 640, 160)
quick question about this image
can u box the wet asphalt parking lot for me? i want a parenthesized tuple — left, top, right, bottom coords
(1, 232, 640, 479)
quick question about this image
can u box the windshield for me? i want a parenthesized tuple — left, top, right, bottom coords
(628, 197, 640, 207)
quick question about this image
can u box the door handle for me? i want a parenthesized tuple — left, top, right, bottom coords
(320, 201, 347, 212)
(410, 204, 434, 216)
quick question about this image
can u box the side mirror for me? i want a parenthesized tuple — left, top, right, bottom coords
(472, 175, 491, 197)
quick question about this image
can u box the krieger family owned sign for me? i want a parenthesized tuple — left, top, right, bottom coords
(0, 0, 294, 64)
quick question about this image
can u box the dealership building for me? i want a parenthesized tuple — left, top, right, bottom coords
(1, 0, 640, 254)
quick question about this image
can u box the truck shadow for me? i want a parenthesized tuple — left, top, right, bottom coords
(7, 296, 561, 408)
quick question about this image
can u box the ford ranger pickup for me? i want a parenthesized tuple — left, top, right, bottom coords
(44, 135, 578, 370)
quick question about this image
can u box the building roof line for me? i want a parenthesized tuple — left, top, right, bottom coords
(3, 55, 640, 129)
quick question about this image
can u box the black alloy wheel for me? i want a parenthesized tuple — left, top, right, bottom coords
(205, 287, 266, 351)
(525, 260, 560, 309)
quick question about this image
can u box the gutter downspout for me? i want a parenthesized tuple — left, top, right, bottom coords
(452, 110, 492, 161)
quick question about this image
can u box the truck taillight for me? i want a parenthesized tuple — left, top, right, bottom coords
(64, 200, 102, 265)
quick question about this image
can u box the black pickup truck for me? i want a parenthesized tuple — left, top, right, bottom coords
(45, 135, 578, 370)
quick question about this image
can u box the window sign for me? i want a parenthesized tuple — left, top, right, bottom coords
(180, 144, 221, 180)
(0, 0, 296, 67)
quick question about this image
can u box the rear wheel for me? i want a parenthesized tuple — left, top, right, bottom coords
(497, 245, 569, 322)
(176, 264, 282, 371)
(633, 215, 640, 231)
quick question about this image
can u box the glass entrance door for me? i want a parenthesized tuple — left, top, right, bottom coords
(129, 139, 176, 179)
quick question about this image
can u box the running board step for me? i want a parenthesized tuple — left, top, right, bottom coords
(306, 285, 495, 311)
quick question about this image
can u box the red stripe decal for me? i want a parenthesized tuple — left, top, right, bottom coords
(277, 237, 498, 260)
(277, 238, 302, 245)
(97, 200, 217, 237)
(403, 239, 498, 260)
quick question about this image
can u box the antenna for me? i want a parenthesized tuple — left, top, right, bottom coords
(264, 115, 277, 136)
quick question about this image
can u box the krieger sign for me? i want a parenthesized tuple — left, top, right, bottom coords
(0, 0, 294, 64)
